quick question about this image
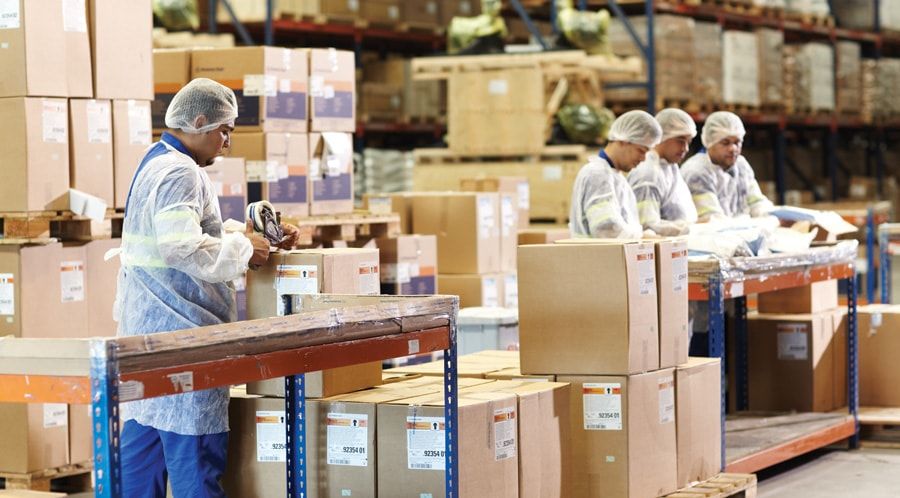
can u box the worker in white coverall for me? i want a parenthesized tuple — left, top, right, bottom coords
(569, 110, 663, 238)
(115, 78, 299, 497)
(681, 111, 774, 221)
(627, 108, 699, 236)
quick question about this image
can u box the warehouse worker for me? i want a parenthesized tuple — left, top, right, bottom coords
(627, 108, 698, 236)
(569, 110, 663, 238)
(115, 78, 298, 498)
(681, 111, 774, 221)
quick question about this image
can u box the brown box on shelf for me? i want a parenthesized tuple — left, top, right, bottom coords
(558, 369, 678, 498)
(69, 99, 115, 206)
(152, 48, 192, 133)
(0, 0, 68, 98)
(359, 82, 404, 121)
(412, 193, 502, 274)
(0, 97, 70, 212)
(65, 0, 93, 98)
(362, 58, 444, 122)
(461, 176, 530, 229)
(375, 235, 438, 295)
(68, 403, 92, 465)
(228, 132, 310, 218)
(655, 238, 689, 369)
(85, 238, 121, 340)
(518, 242, 659, 375)
(361, 192, 428, 234)
(191, 47, 310, 133)
(404, 0, 441, 26)
(89, 0, 153, 100)
(517, 227, 571, 245)
(676, 357, 722, 489)
(222, 393, 285, 498)
(0, 403, 69, 473)
(205, 157, 248, 222)
(310, 48, 355, 132)
(246, 362, 383, 399)
(859, 305, 900, 406)
(361, 0, 402, 25)
(111, 100, 152, 209)
(309, 132, 353, 215)
(757, 279, 839, 315)
(438, 273, 503, 308)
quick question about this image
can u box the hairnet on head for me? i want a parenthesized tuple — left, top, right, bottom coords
(165, 78, 238, 134)
(656, 108, 697, 142)
(607, 110, 662, 148)
(701, 111, 745, 148)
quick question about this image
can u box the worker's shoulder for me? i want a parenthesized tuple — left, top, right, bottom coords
(680, 152, 710, 175)
(576, 156, 612, 178)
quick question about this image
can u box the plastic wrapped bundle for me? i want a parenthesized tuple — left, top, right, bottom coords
(557, 104, 615, 144)
(785, 0, 831, 16)
(557, 0, 612, 55)
(782, 45, 798, 115)
(860, 59, 877, 122)
(832, 0, 900, 31)
(793, 43, 835, 113)
(723, 31, 760, 107)
(836, 41, 862, 115)
(756, 29, 783, 107)
(360, 149, 414, 195)
(694, 22, 722, 106)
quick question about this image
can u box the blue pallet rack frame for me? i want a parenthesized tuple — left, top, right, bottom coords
(881, 223, 899, 304)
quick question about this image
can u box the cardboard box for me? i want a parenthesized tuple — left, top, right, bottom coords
(111, 100, 152, 209)
(69, 99, 115, 205)
(0, 98, 70, 212)
(0, 403, 69, 473)
(89, 0, 153, 100)
(309, 132, 353, 215)
(757, 279, 839, 314)
(152, 48, 191, 133)
(503, 272, 518, 309)
(676, 357, 722, 488)
(377, 391, 518, 498)
(518, 242, 660, 375)
(68, 403, 92, 465)
(655, 239, 689, 369)
(558, 370, 678, 498)
(404, 0, 440, 25)
(65, 0, 93, 98)
(362, 192, 428, 234)
(362, 0, 402, 24)
(384, 355, 509, 379)
(0, 0, 68, 97)
(518, 227, 571, 245)
(485, 367, 555, 382)
(246, 362, 383, 399)
(748, 310, 847, 412)
(412, 193, 502, 274)
(309, 48, 356, 132)
(205, 157, 247, 222)
(85, 239, 121, 339)
(222, 394, 285, 498)
(859, 305, 900, 406)
(461, 176, 530, 229)
(191, 47, 309, 133)
(228, 132, 309, 218)
(375, 235, 438, 295)
(438, 273, 503, 308)
(359, 82, 403, 121)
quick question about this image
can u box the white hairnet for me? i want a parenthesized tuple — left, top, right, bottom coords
(701, 111, 746, 148)
(607, 110, 662, 148)
(165, 78, 238, 134)
(656, 108, 697, 142)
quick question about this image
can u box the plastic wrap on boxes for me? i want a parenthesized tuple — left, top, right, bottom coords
(785, 43, 835, 113)
(832, 0, 900, 31)
(723, 31, 760, 107)
(358, 148, 414, 196)
(757, 29, 784, 106)
(785, 0, 831, 16)
(694, 22, 722, 105)
(837, 41, 862, 115)
(689, 240, 858, 283)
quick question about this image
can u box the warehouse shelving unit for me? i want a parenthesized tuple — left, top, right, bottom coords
(0, 295, 460, 498)
(689, 255, 859, 474)
(881, 223, 900, 303)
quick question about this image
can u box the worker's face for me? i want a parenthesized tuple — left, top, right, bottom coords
(199, 124, 233, 166)
(621, 143, 650, 172)
(655, 135, 692, 164)
(707, 136, 742, 169)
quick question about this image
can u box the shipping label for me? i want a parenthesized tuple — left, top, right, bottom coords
(275, 265, 319, 295)
(60, 261, 85, 303)
(777, 323, 809, 360)
(517, 182, 530, 210)
(504, 274, 518, 309)
(381, 262, 411, 284)
(358, 263, 380, 295)
(493, 407, 517, 461)
(636, 251, 656, 296)
(0, 273, 13, 316)
(482, 277, 499, 308)
(62, 0, 87, 32)
(542, 165, 562, 181)
(658, 376, 675, 424)
(86, 100, 112, 144)
(243, 74, 278, 97)
(477, 196, 496, 239)
(256, 411, 287, 462)
(583, 383, 622, 430)
(326, 413, 369, 467)
(501, 195, 516, 237)
(42, 100, 68, 144)
(488, 79, 509, 96)
(0, 0, 19, 29)
(671, 249, 688, 293)
(43, 403, 68, 429)
(127, 101, 151, 145)
(406, 416, 445, 470)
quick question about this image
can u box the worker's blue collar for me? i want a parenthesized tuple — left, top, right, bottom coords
(598, 149, 615, 168)
(161, 131, 193, 158)
(699, 147, 707, 153)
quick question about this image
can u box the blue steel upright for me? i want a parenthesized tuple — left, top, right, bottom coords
(286, 374, 307, 498)
(866, 209, 876, 304)
(90, 339, 122, 498)
(847, 271, 860, 448)
(880, 225, 891, 304)
(707, 275, 727, 470)
(444, 321, 460, 498)
(734, 296, 749, 411)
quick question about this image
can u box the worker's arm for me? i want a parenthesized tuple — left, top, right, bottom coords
(741, 160, 775, 217)
(632, 179, 689, 236)
(582, 175, 643, 239)
(686, 172, 726, 223)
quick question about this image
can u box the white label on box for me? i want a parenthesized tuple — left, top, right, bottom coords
(543, 165, 562, 181)
(777, 324, 809, 360)
(309, 158, 322, 177)
(482, 277, 499, 307)
(213, 181, 225, 197)
(265, 161, 280, 183)
(119, 380, 144, 401)
(517, 183, 530, 210)
(127, 100, 151, 145)
(388, 5, 399, 18)
(731, 281, 744, 297)
(658, 376, 675, 424)
(408, 339, 420, 355)
(850, 183, 867, 198)
(275, 265, 319, 300)
(407, 416, 445, 470)
(86, 100, 112, 144)
(0, 0, 19, 29)
(383, 262, 411, 284)
(231, 182, 244, 196)
(43, 403, 68, 429)
(60, 261, 85, 303)
(246, 161, 268, 182)
(277, 164, 290, 180)
(501, 195, 516, 237)
(341, 490, 351, 497)
(358, 263, 380, 295)
(583, 383, 622, 430)
(0, 273, 14, 316)
(281, 48, 292, 71)
(871, 313, 883, 329)
(42, 100, 68, 144)
(347, 0, 359, 11)
(324, 85, 336, 99)
(477, 196, 495, 239)
(504, 274, 518, 308)
(326, 413, 369, 467)
(310, 75, 325, 98)
(326, 156, 343, 177)
(279, 78, 292, 94)
(488, 79, 509, 96)
(426, 1, 437, 14)
(636, 251, 656, 296)
(256, 410, 287, 462)
(672, 249, 688, 293)
(63, 0, 87, 32)
(493, 407, 516, 461)
(243, 74, 278, 97)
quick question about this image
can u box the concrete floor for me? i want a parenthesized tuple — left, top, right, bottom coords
(758, 447, 900, 497)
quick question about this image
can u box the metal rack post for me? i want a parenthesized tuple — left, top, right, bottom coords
(847, 271, 860, 448)
(443, 322, 460, 497)
(90, 340, 122, 498)
(734, 296, 749, 412)
(881, 225, 892, 304)
(867, 208, 876, 304)
(285, 374, 307, 498)
(707, 274, 727, 470)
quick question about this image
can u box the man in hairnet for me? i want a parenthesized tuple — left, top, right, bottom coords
(115, 78, 299, 497)
(627, 108, 698, 236)
(570, 110, 663, 238)
(681, 111, 773, 221)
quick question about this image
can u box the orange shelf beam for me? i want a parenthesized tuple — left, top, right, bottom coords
(0, 374, 91, 404)
(689, 262, 855, 301)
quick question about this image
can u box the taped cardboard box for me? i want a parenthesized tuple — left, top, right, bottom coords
(0, 97, 70, 212)
(558, 369, 678, 498)
(757, 279, 839, 314)
(206, 157, 248, 223)
(228, 132, 309, 218)
(518, 242, 660, 375)
(676, 357, 721, 488)
(362, 192, 430, 234)
(309, 132, 354, 215)
(310, 48, 356, 132)
(0, 403, 69, 473)
(859, 305, 900, 406)
(111, 100, 152, 209)
(65, 0, 93, 98)
(374, 235, 438, 295)
(0, 0, 68, 98)
(384, 355, 510, 379)
(89, 0, 153, 100)
(377, 391, 518, 498)
(191, 47, 309, 133)
(655, 238, 689, 369)
(723, 30, 760, 107)
(485, 367, 554, 381)
(152, 49, 191, 133)
(517, 227, 571, 245)
(69, 99, 114, 206)
(438, 273, 504, 308)
(412, 193, 502, 274)
(362, 0, 402, 24)
(461, 176, 530, 229)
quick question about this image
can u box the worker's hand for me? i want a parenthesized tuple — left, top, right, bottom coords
(276, 223, 301, 250)
(246, 232, 270, 268)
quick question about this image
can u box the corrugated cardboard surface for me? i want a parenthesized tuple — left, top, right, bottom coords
(89, 0, 153, 100)
(222, 395, 285, 498)
(518, 242, 659, 375)
(246, 362, 383, 399)
(438, 273, 504, 308)
(111, 100, 152, 209)
(412, 193, 502, 274)
(65, 0, 93, 98)
(308, 132, 353, 215)
(151, 49, 191, 132)
(205, 157, 247, 223)
(461, 176, 530, 229)
(757, 279, 839, 314)
(676, 357, 721, 488)
(859, 305, 900, 405)
(656, 239, 689, 369)
(309, 48, 356, 132)
(0, 0, 67, 97)
(0, 404, 69, 473)
(517, 227, 571, 245)
(228, 132, 309, 217)
(558, 370, 678, 498)
(69, 99, 114, 205)
(374, 235, 438, 295)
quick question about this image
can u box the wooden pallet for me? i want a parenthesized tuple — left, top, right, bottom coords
(411, 51, 641, 82)
(664, 473, 757, 498)
(0, 210, 123, 244)
(786, 11, 836, 28)
(396, 21, 444, 35)
(414, 144, 587, 165)
(281, 211, 401, 246)
(857, 406, 900, 449)
(0, 461, 92, 492)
